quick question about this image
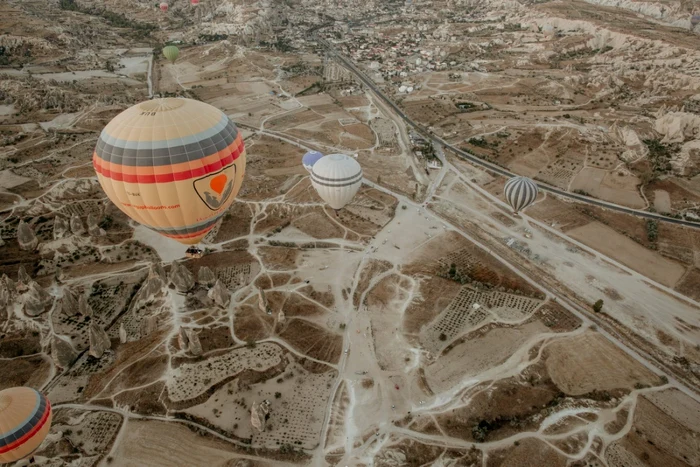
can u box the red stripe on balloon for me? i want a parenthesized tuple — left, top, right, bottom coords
(94, 145, 243, 184)
(0, 401, 51, 455)
(163, 225, 214, 240)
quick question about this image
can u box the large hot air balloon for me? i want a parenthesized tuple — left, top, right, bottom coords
(93, 98, 246, 245)
(692, 14, 700, 26)
(302, 150, 323, 173)
(310, 154, 363, 211)
(0, 387, 53, 463)
(159, 2, 168, 12)
(504, 176, 539, 214)
(162, 45, 179, 64)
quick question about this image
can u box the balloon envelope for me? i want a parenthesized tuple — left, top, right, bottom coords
(310, 154, 363, 210)
(93, 98, 246, 245)
(159, 2, 168, 11)
(162, 45, 179, 64)
(0, 387, 53, 463)
(692, 14, 700, 26)
(504, 176, 538, 213)
(302, 151, 323, 173)
(191, 0, 200, 4)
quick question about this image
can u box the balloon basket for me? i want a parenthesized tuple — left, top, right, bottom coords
(185, 246, 204, 259)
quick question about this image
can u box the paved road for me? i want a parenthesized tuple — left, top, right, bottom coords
(315, 37, 700, 229)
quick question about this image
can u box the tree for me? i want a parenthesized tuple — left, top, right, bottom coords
(448, 263, 457, 277)
(593, 299, 604, 313)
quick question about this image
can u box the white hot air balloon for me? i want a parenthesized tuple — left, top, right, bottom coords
(311, 154, 363, 212)
(504, 176, 539, 214)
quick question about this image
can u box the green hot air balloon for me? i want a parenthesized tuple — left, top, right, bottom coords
(162, 45, 179, 64)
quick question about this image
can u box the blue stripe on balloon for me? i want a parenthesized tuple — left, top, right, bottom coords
(99, 113, 230, 151)
(0, 390, 43, 447)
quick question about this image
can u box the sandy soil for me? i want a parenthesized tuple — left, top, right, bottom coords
(566, 221, 686, 287)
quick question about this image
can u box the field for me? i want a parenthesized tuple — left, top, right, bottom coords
(566, 222, 686, 287)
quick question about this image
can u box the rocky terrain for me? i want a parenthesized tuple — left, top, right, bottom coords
(1, 0, 700, 466)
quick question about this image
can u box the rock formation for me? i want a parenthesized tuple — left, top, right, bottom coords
(258, 288, 268, 313)
(87, 213, 106, 237)
(142, 266, 166, 298)
(119, 323, 127, 344)
(50, 336, 78, 368)
(53, 216, 69, 239)
(186, 328, 202, 356)
(70, 214, 85, 235)
(140, 314, 159, 337)
(250, 400, 271, 432)
(1, 275, 16, 302)
(654, 111, 700, 143)
(178, 327, 189, 350)
(88, 322, 111, 358)
(0, 279, 11, 321)
(198, 266, 217, 287)
(278, 309, 285, 324)
(17, 220, 38, 251)
(169, 261, 194, 293)
(16, 265, 30, 292)
(208, 280, 230, 308)
(61, 289, 79, 316)
(151, 263, 167, 281)
(78, 294, 93, 317)
(23, 281, 53, 317)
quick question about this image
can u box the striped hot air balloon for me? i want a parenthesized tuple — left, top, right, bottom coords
(504, 176, 539, 213)
(0, 387, 53, 463)
(159, 2, 168, 12)
(93, 98, 246, 245)
(302, 150, 323, 173)
(162, 45, 179, 64)
(310, 154, 363, 211)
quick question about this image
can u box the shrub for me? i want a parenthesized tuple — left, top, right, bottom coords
(646, 219, 658, 242)
(592, 299, 604, 313)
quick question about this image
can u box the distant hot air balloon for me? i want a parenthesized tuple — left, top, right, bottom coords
(162, 45, 179, 64)
(542, 24, 555, 37)
(692, 14, 700, 26)
(0, 387, 53, 464)
(159, 2, 168, 12)
(191, 0, 200, 5)
(93, 98, 246, 245)
(504, 176, 539, 214)
(302, 151, 324, 173)
(311, 154, 363, 211)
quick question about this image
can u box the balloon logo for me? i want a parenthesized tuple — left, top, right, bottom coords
(193, 165, 237, 211)
(210, 174, 227, 195)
